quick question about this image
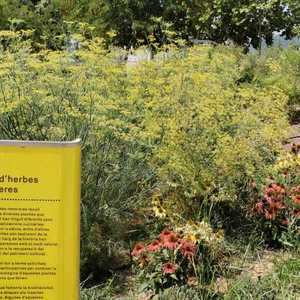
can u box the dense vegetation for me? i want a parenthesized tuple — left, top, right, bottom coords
(0, 1, 300, 298)
(0, 33, 299, 298)
(0, 0, 300, 49)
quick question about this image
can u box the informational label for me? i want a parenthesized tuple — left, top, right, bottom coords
(0, 140, 80, 300)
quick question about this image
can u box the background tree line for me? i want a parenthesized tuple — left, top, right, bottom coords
(0, 0, 299, 50)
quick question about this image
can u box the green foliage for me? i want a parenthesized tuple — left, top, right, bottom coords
(251, 148, 300, 248)
(0, 41, 154, 278)
(80, 278, 116, 300)
(162, 0, 298, 49)
(143, 46, 288, 222)
(0, 1, 299, 49)
(132, 229, 208, 293)
(151, 285, 220, 300)
(225, 257, 300, 300)
(0, 0, 67, 50)
(0, 41, 290, 280)
(239, 47, 300, 121)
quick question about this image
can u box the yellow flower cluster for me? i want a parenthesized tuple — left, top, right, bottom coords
(151, 193, 167, 219)
(266, 58, 282, 73)
(273, 152, 300, 172)
(175, 220, 224, 246)
(0, 40, 289, 242)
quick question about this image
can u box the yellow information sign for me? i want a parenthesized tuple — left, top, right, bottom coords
(0, 140, 81, 300)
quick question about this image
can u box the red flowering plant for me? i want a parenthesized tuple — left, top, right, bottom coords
(251, 147, 300, 247)
(131, 229, 200, 292)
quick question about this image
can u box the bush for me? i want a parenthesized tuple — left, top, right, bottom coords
(0, 42, 289, 280)
(132, 230, 199, 292)
(131, 228, 221, 293)
(240, 47, 300, 121)
(139, 46, 288, 223)
(0, 40, 154, 279)
(252, 146, 300, 248)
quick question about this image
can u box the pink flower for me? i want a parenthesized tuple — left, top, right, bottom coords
(131, 243, 145, 257)
(159, 229, 173, 241)
(147, 240, 161, 252)
(292, 195, 300, 205)
(162, 262, 177, 274)
(180, 240, 197, 258)
(163, 233, 179, 250)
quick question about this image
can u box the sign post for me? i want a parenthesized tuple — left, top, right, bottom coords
(0, 140, 81, 300)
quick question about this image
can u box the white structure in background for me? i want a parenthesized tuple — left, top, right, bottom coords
(66, 38, 80, 53)
(126, 47, 153, 67)
(66, 38, 81, 64)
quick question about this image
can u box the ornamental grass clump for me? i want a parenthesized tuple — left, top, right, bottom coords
(132, 229, 200, 292)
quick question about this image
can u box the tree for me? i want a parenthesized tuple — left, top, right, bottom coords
(0, 0, 299, 50)
(162, 0, 299, 50)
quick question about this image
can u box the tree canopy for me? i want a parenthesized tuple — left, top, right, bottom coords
(0, 0, 299, 50)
